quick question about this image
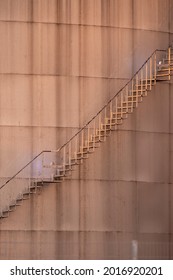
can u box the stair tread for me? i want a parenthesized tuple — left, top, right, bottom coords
(122, 101, 139, 104)
(112, 112, 127, 116)
(156, 73, 170, 77)
(117, 106, 135, 110)
(2, 209, 12, 213)
(128, 94, 143, 97)
(77, 150, 89, 155)
(23, 192, 31, 195)
(71, 157, 87, 161)
(82, 147, 95, 152)
(163, 60, 173, 64)
(139, 78, 155, 82)
(41, 180, 62, 183)
(157, 66, 173, 70)
(130, 89, 147, 92)
(108, 117, 123, 121)
(54, 174, 65, 178)
(107, 116, 123, 120)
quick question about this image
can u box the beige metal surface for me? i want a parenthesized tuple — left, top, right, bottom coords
(0, 0, 173, 260)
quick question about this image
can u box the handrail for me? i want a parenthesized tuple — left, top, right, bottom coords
(52, 48, 166, 152)
(0, 150, 52, 190)
(0, 48, 167, 191)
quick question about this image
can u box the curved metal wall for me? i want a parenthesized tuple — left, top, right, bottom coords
(0, 0, 173, 259)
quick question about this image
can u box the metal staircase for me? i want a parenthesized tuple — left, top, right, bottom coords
(0, 46, 173, 219)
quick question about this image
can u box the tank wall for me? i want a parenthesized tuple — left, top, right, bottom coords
(0, 0, 173, 259)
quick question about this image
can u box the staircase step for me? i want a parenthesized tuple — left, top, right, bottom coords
(128, 94, 143, 97)
(162, 59, 173, 65)
(28, 186, 37, 193)
(96, 129, 111, 135)
(41, 179, 63, 183)
(110, 117, 126, 123)
(101, 123, 114, 128)
(73, 152, 89, 159)
(76, 154, 89, 160)
(71, 158, 81, 164)
(135, 82, 154, 88)
(156, 73, 170, 77)
(130, 88, 147, 93)
(156, 79, 170, 82)
(71, 156, 87, 162)
(102, 119, 123, 127)
(122, 101, 138, 106)
(2, 209, 12, 213)
(106, 118, 123, 125)
(77, 149, 90, 155)
(91, 136, 106, 142)
(91, 133, 107, 142)
(157, 64, 173, 70)
(157, 68, 173, 74)
(139, 78, 155, 83)
(117, 106, 135, 112)
(53, 175, 65, 180)
(64, 163, 76, 169)
(16, 197, 23, 202)
(0, 214, 8, 219)
(82, 146, 95, 153)
(111, 112, 128, 118)
(133, 88, 149, 96)
(59, 169, 72, 175)
(127, 95, 143, 101)
(116, 109, 133, 114)
(88, 139, 102, 145)
(9, 204, 18, 209)
(165, 53, 173, 58)
(54, 173, 66, 178)
(29, 182, 43, 189)
(0, 210, 10, 219)
(23, 191, 31, 196)
(85, 141, 97, 147)
(107, 116, 123, 121)
(101, 123, 113, 129)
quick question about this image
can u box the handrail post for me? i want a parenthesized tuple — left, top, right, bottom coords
(149, 56, 152, 90)
(145, 62, 148, 90)
(41, 152, 44, 181)
(104, 107, 107, 140)
(81, 130, 84, 158)
(98, 114, 101, 141)
(168, 47, 171, 80)
(75, 135, 78, 163)
(136, 73, 138, 106)
(87, 125, 90, 152)
(110, 101, 113, 129)
(125, 85, 128, 99)
(63, 147, 66, 172)
(131, 79, 134, 111)
(141, 66, 143, 92)
(120, 89, 123, 118)
(154, 51, 157, 84)
(126, 85, 128, 111)
(94, 118, 96, 150)
(69, 142, 71, 171)
(115, 97, 118, 124)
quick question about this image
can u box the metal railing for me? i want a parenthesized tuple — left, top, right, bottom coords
(0, 47, 171, 215)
